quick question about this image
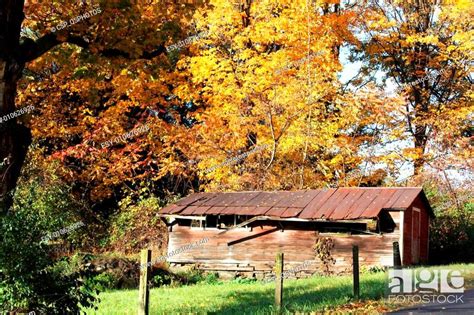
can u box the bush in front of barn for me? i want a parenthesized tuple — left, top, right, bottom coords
(0, 200, 98, 314)
(0, 157, 99, 314)
(105, 195, 172, 254)
(85, 254, 141, 290)
(85, 259, 223, 290)
(171, 267, 222, 286)
(150, 268, 222, 287)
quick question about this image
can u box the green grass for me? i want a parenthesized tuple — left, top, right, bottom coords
(85, 264, 474, 315)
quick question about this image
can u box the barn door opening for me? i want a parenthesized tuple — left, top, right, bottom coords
(412, 208, 421, 264)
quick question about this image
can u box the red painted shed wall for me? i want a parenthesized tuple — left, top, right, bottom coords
(402, 197, 430, 265)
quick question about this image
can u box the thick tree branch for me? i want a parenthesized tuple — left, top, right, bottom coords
(19, 33, 63, 62)
(19, 32, 166, 63)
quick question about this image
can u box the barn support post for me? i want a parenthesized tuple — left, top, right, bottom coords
(138, 249, 151, 315)
(275, 252, 284, 312)
(352, 245, 360, 300)
(393, 241, 401, 269)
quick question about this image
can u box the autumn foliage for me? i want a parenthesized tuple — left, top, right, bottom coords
(1, 0, 470, 251)
(0, 0, 471, 312)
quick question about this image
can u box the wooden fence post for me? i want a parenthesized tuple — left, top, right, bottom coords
(393, 241, 401, 269)
(138, 249, 151, 315)
(275, 252, 284, 312)
(352, 245, 359, 300)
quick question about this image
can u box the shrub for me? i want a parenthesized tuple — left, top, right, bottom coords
(360, 265, 386, 274)
(107, 195, 171, 253)
(422, 182, 474, 264)
(314, 235, 335, 275)
(0, 150, 99, 313)
(10, 150, 92, 251)
(232, 277, 256, 284)
(0, 207, 98, 314)
(368, 266, 386, 273)
(150, 268, 221, 287)
(88, 273, 120, 291)
(175, 267, 205, 285)
(430, 202, 474, 264)
(203, 272, 222, 285)
(83, 254, 141, 290)
(150, 269, 174, 288)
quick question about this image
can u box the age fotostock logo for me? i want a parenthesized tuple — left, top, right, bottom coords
(388, 269, 465, 304)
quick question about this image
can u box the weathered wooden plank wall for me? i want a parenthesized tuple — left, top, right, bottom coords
(167, 223, 400, 275)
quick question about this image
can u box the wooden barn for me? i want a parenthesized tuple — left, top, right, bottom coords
(159, 187, 433, 278)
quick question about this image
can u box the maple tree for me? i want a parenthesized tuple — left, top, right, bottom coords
(1, 0, 204, 215)
(345, 0, 473, 176)
(175, 0, 397, 191)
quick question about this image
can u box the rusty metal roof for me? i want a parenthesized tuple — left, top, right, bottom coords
(160, 187, 432, 220)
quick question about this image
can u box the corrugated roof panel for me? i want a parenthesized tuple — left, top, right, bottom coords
(198, 193, 222, 206)
(169, 204, 187, 215)
(180, 206, 199, 215)
(218, 193, 244, 206)
(391, 188, 422, 208)
(331, 189, 366, 220)
(319, 188, 352, 219)
(237, 206, 271, 216)
(359, 188, 398, 218)
(198, 193, 226, 206)
(291, 190, 322, 208)
(190, 206, 212, 215)
(265, 207, 288, 217)
(348, 190, 380, 219)
(246, 192, 279, 207)
(259, 193, 290, 207)
(281, 207, 304, 218)
(218, 206, 241, 215)
(384, 189, 406, 209)
(181, 205, 216, 216)
(204, 206, 227, 215)
(231, 192, 261, 206)
(176, 193, 207, 206)
(298, 189, 336, 219)
(159, 204, 174, 214)
(275, 191, 306, 208)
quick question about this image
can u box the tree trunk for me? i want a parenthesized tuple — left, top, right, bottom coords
(413, 117, 428, 176)
(0, 0, 31, 215)
(413, 154, 425, 176)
